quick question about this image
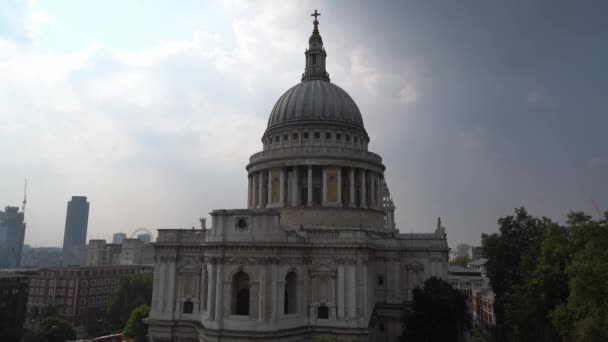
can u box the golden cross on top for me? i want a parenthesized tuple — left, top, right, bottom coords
(311, 10, 321, 21)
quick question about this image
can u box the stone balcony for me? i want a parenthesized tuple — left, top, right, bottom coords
(248, 146, 382, 164)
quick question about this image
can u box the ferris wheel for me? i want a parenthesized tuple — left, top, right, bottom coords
(131, 227, 154, 239)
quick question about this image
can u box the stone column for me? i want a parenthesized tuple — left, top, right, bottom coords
(394, 259, 400, 302)
(267, 169, 273, 206)
(258, 171, 264, 209)
(152, 262, 164, 316)
(215, 262, 224, 323)
(259, 265, 266, 322)
(247, 174, 252, 208)
(322, 167, 328, 206)
(349, 168, 356, 207)
(337, 264, 345, 319)
(307, 166, 313, 207)
(370, 172, 376, 209)
(292, 167, 299, 206)
(360, 169, 367, 208)
(337, 167, 342, 205)
(378, 175, 383, 208)
(279, 168, 286, 206)
(271, 264, 278, 321)
(167, 261, 176, 317)
(362, 261, 369, 319)
(348, 264, 356, 319)
(207, 263, 216, 319)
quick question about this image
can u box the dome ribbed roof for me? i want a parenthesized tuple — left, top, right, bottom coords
(267, 80, 365, 131)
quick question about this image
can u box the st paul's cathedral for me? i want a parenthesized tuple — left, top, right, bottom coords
(147, 11, 449, 342)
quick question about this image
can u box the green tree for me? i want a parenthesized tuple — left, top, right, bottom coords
(507, 221, 569, 341)
(106, 273, 153, 330)
(481, 207, 544, 341)
(21, 317, 77, 342)
(401, 276, 470, 342)
(483, 208, 608, 342)
(123, 304, 150, 342)
(551, 212, 608, 342)
(449, 255, 472, 267)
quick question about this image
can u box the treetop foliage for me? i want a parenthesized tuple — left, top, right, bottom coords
(123, 304, 150, 342)
(401, 276, 470, 342)
(483, 207, 608, 342)
(20, 316, 77, 342)
(106, 273, 153, 329)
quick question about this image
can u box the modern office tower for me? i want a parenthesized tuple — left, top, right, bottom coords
(0, 206, 26, 268)
(112, 232, 127, 244)
(471, 246, 485, 260)
(62, 196, 90, 266)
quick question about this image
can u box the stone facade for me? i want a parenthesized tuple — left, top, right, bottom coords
(147, 12, 449, 342)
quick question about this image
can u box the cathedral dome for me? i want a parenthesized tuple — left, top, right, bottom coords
(267, 80, 365, 131)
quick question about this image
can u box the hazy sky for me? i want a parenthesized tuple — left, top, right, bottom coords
(1, 0, 607, 248)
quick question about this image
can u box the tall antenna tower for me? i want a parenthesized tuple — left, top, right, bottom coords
(22, 178, 27, 214)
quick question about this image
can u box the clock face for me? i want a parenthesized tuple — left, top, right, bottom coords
(236, 218, 248, 231)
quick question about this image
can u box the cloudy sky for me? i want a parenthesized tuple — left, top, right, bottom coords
(1, 0, 607, 248)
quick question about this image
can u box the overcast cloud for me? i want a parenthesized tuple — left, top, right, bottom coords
(1, 0, 607, 247)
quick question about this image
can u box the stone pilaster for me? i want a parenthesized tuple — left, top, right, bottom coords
(292, 167, 299, 206)
(214, 262, 224, 324)
(337, 167, 342, 205)
(337, 264, 345, 319)
(349, 168, 356, 207)
(207, 263, 216, 319)
(307, 166, 313, 207)
(322, 167, 328, 206)
(258, 171, 264, 208)
(267, 169, 273, 206)
(360, 169, 367, 208)
(247, 175, 252, 208)
(279, 168, 286, 206)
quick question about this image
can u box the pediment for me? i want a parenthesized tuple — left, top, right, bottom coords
(178, 257, 202, 272)
(310, 263, 336, 276)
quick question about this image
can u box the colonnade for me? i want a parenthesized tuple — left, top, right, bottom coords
(247, 166, 384, 210)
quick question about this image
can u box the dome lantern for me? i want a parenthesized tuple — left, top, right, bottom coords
(302, 10, 330, 82)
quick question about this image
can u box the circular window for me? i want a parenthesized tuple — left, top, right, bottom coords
(236, 219, 248, 231)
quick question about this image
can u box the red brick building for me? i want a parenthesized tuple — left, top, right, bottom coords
(26, 265, 153, 329)
(471, 287, 495, 334)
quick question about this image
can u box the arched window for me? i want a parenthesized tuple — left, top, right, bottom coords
(183, 300, 193, 314)
(317, 304, 329, 319)
(284, 271, 297, 314)
(231, 271, 250, 316)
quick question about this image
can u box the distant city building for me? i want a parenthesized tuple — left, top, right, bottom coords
(21, 246, 63, 268)
(471, 246, 485, 260)
(472, 287, 496, 334)
(448, 266, 486, 298)
(456, 243, 471, 258)
(112, 233, 127, 244)
(0, 274, 29, 342)
(467, 258, 488, 272)
(0, 206, 26, 268)
(136, 233, 152, 244)
(86, 238, 154, 266)
(62, 196, 90, 266)
(26, 265, 153, 332)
